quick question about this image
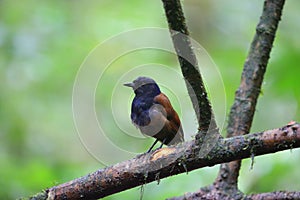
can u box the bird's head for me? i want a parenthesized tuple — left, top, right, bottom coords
(124, 76, 161, 97)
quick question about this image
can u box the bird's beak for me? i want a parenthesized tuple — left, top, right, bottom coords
(123, 82, 134, 88)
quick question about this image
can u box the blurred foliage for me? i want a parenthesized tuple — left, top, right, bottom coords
(0, 0, 299, 199)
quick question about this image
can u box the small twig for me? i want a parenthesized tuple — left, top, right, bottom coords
(139, 185, 145, 200)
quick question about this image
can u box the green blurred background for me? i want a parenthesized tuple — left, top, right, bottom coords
(1, 1, 300, 199)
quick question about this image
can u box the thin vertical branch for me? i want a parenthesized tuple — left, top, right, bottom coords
(216, 0, 286, 189)
(161, 0, 217, 134)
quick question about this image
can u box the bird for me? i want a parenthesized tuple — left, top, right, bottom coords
(124, 76, 184, 152)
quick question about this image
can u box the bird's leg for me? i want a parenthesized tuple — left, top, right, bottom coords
(147, 139, 159, 153)
(158, 138, 167, 149)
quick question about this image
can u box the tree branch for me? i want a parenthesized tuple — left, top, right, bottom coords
(168, 189, 300, 200)
(161, 0, 217, 133)
(248, 191, 300, 200)
(26, 122, 300, 200)
(216, 0, 286, 189)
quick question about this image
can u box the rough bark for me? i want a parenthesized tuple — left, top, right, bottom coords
(25, 122, 300, 200)
(168, 189, 300, 200)
(248, 191, 300, 200)
(161, 0, 217, 133)
(216, 0, 286, 190)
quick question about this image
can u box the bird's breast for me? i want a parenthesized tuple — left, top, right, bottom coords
(138, 104, 167, 137)
(131, 97, 152, 126)
(131, 97, 167, 137)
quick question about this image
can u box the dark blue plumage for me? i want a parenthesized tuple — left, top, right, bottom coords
(131, 81, 160, 127)
(124, 76, 184, 152)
